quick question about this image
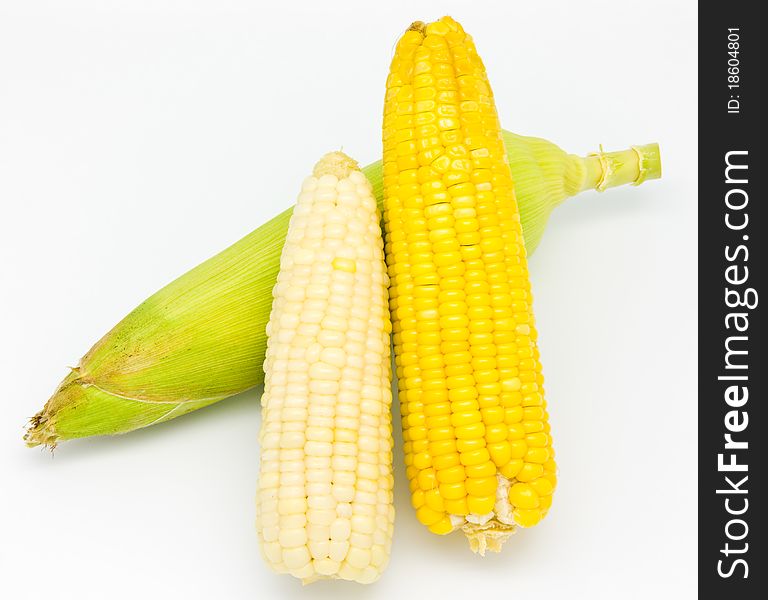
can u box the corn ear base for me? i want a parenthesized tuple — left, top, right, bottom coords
(25, 132, 660, 447)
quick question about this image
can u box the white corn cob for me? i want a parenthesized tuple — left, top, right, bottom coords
(256, 152, 395, 584)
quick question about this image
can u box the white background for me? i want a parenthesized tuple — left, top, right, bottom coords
(0, 1, 698, 598)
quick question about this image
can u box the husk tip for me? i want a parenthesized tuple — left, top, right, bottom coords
(24, 411, 58, 449)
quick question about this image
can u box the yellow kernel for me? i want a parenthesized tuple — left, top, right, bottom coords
(416, 505, 445, 526)
(473, 369, 498, 385)
(513, 508, 542, 528)
(530, 477, 555, 497)
(450, 411, 482, 427)
(542, 472, 558, 488)
(509, 440, 528, 458)
(446, 374, 475, 389)
(443, 497, 469, 515)
(438, 482, 467, 500)
(539, 495, 553, 511)
(523, 421, 544, 433)
(456, 438, 485, 453)
(411, 489, 425, 509)
(460, 448, 490, 466)
(418, 468, 437, 491)
(485, 423, 507, 443)
(428, 427, 454, 441)
(433, 453, 461, 470)
(429, 439, 457, 456)
(465, 476, 497, 497)
(448, 387, 478, 403)
(455, 422, 485, 440)
(516, 462, 545, 482)
(504, 406, 523, 424)
(525, 447, 551, 464)
(499, 459, 524, 479)
(332, 257, 357, 273)
(501, 377, 522, 392)
(465, 461, 496, 478)
(467, 495, 496, 515)
(425, 488, 445, 512)
(428, 516, 454, 535)
(476, 394, 499, 409)
(487, 441, 512, 467)
(445, 363, 472, 377)
(522, 393, 544, 407)
(450, 397, 479, 411)
(436, 465, 466, 484)
(523, 407, 545, 421)
(509, 483, 540, 509)
(413, 451, 432, 469)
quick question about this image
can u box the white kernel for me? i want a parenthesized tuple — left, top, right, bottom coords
(282, 546, 311, 570)
(320, 315, 347, 332)
(258, 511, 279, 529)
(305, 427, 333, 443)
(309, 379, 339, 395)
(332, 486, 355, 503)
(280, 432, 304, 449)
(357, 566, 380, 584)
(354, 491, 377, 506)
(351, 515, 376, 535)
(320, 347, 346, 368)
(317, 174, 339, 188)
(314, 558, 340, 576)
(305, 456, 331, 470)
(307, 509, 336, 526)
(261, 526, 279, 542)
(278, 498, 307, 515)
(345, 547, 371, 569)
(305, 441, 332, 457)
(308, 495, 336, 510)
(305, 342, 323, 363)
(278, 485, 304, 499)
(335, 417, 358, 430)
(291, 562, 316, 581)
(278, 528, 307, 548)
(306, 482, 332, 496)
(262, 542, 284, 565)
(358, 436, 379, 453)
(308, 539, 330, 560)
(318, 329, 345, 347)
(279, 514, 307, 529)
(328, 540, 350, 562)
(333, 471, 357, 486)
(309, 361, 341, 381)
(330, 518, 352, 541)
(350, 532, 373, 549)
(336, 178, 355, 192)
(293, 248, 314, 265)
(336, 502, 353, 518)
(334, 442, 358, 457)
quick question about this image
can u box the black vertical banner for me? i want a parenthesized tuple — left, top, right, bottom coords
(700, 3, 765, 597)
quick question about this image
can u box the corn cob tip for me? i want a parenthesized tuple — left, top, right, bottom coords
(462, 521, 517, 556)
(407, 20, 425, 34)
(312, 151, 360, 180)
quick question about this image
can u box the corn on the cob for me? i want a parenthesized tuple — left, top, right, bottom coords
(25, 132, 660, 448)
(383, 16, 556, 554)
(256, 152, 394, 584)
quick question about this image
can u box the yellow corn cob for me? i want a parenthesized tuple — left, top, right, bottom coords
(256, 152, 394, 584)
(383, 16, 555, 554)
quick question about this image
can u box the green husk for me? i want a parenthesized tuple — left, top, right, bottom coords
(25, 131, 661, 447)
